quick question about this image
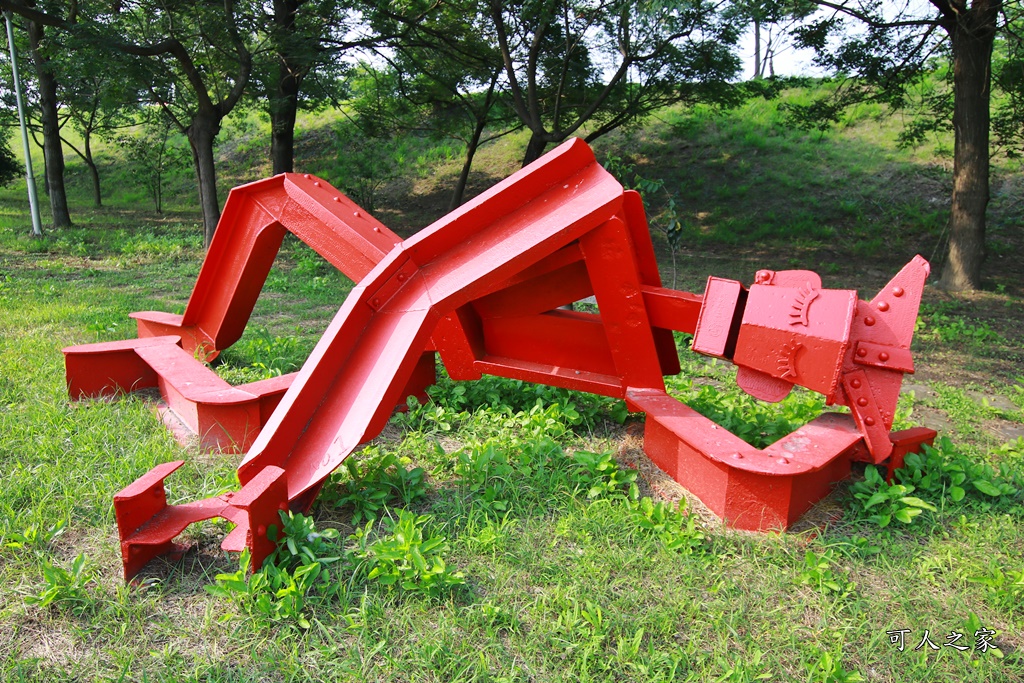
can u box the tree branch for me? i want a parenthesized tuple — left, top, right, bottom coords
(814, 0, 941, 29)
(490, 0, 535, 130)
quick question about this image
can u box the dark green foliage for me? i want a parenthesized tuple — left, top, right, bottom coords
(668, 374, 827, 449)
(897, 437, 1022, 503)
(323, 449, 430, 523)
(849, 465, 939, 527)
(0, 130, 21, 188)
(206, 512, 347, 629)
(393, 369, 628, 440)
(848, 436, 1023, 527)
(992, 27, 1024, 158)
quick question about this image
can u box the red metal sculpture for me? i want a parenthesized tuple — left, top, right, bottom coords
(62, 139, 935, 580)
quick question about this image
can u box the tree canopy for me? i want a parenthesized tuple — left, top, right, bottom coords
(0, 0, 1020, 291)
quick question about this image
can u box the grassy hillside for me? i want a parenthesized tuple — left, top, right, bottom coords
(13, 89, 1023, 281)
(1, 89, 1022, 682)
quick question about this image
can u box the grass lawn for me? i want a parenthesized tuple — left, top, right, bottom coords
(1, 94, 1023, 682)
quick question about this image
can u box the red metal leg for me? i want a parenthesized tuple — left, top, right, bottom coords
(885, 427, 939, 482)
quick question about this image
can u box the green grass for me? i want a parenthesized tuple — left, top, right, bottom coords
(2, 92, 1024, 681)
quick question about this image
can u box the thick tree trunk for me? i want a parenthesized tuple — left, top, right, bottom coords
(521, 132, 550, 167)
(270, 0, 303, 175)
(187, 114, 222, 248)
(27, 20, 71, 227)
(450, 118, 488, 211)
(939, 7, 998, 291)
(270, 70, 300, 175)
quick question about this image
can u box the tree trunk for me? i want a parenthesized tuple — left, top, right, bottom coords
(450, 118, 488, 211)
(85, 156, 101, 207)
(84, 133, 101, 207)
(187, 114, 222, 248)
(521, 132, 550, 167)
(270, 0, 303, 175)
(155, 167, 162, 214)
(938, 7, 998, 291)
(270, 69, 301, 175)
(753, 20, 762, 80)
(27, 20, 71, 227)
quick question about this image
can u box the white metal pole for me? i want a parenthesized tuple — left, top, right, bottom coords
(5, 10, 43, 237)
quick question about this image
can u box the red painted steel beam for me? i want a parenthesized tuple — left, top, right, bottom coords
(482, 311, 619, 378)
(64, 336, 175, 398)
(114, 460, 288, 580)
(65, 158, 680, 455)
(237, 138, 626, 504)
(580, 216, 666, 392)
(131, 173, 403, 357)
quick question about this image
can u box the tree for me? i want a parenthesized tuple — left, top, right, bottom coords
(1, 10, 129, 209)
(22, 6, 71, 226)
(356, 0, 519, 208)
(253, 0, 391, 175)
(488, 0, 743, 165)
(263, 0, 315, 175)
(117, 113, 190, 213)
(791, 0, 1020, 290)
(735, 0, 815, 79)
(105, 1, 256, 247)
(991, 4, 1024, 159)
(57, 39, 141, 207)
(0, 0, 258, 246)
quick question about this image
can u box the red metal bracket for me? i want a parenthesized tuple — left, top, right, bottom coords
(114, 461, 288, 581)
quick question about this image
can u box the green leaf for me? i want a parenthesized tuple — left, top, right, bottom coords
(894, 507, 921, 524)
(870, 514, 891, 528)
(950, 486, 966, 501)
(899, 496, 937, 511)
(972, 480, 1003, 497)
(863, 491, 890, 509)
(205, 585, 230, 598)
(411, 547, 428, 573)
